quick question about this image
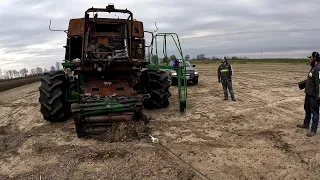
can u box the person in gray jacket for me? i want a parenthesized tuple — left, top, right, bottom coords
(217, 57, 236, 101)
(297, 52, 320, 137)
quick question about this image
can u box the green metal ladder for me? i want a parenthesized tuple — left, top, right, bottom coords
(146, 33, 187, 113)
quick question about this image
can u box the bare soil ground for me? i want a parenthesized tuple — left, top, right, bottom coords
(1, 63, 320, 180)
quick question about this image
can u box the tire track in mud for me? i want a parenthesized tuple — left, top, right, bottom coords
(234, 70, 304, 118)
(0, 106, 25, 131)
(0, 82, 40, 142)
(251, 129, 309, 165)
(0, 96, 39, 177)
(179, 128, 309, 164)
(0, 105, 39, 135)
(0, 100, 39, 127)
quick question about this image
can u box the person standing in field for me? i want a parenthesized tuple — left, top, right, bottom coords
(217, 57, 236, 101)
(297, 52, 320, 137)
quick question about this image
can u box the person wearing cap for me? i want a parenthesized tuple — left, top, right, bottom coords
(297, 52, 320, 137)
(217, 57, 236, 101)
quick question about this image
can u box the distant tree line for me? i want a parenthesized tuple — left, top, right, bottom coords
(190, 54, 249, 61)
(148, 54, 250, 64)
(0, 62, 61, 80)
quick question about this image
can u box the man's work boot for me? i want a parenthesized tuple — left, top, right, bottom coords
(232, 98, 236, 101)
(297, 124, 309, 129)
(224, 97, 228, 100)
(307, 131, 316, 137)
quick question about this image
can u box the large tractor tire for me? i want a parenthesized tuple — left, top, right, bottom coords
(140, 69, 171, 109)
(39, 71, 70, 122)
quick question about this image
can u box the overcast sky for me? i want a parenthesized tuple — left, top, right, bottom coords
(0, 0, 319, 70)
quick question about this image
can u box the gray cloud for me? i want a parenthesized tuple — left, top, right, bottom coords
(0, 0, 319, 71)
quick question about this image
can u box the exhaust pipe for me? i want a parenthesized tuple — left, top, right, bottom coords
(84, 114, 133, 123)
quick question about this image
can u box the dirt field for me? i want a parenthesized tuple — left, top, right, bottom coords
(1, 63, 320, 180)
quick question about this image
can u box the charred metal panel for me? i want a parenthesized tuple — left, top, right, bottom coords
(127, 20, 144, 38)
(68, 18, 85, 36)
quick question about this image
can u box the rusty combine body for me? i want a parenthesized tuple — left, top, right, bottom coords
(39, 4, 175, 138)
(66, 5, 146, 97)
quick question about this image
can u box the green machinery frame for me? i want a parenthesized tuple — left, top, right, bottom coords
(61, 33, 187, 113)
(145, 33, 187, 113)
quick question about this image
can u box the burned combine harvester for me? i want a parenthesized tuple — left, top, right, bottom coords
(39, 4, 187, 138)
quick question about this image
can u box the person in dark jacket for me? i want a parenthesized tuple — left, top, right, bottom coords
(218, 57, 236, 101)
(297, 51, 320, 137)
